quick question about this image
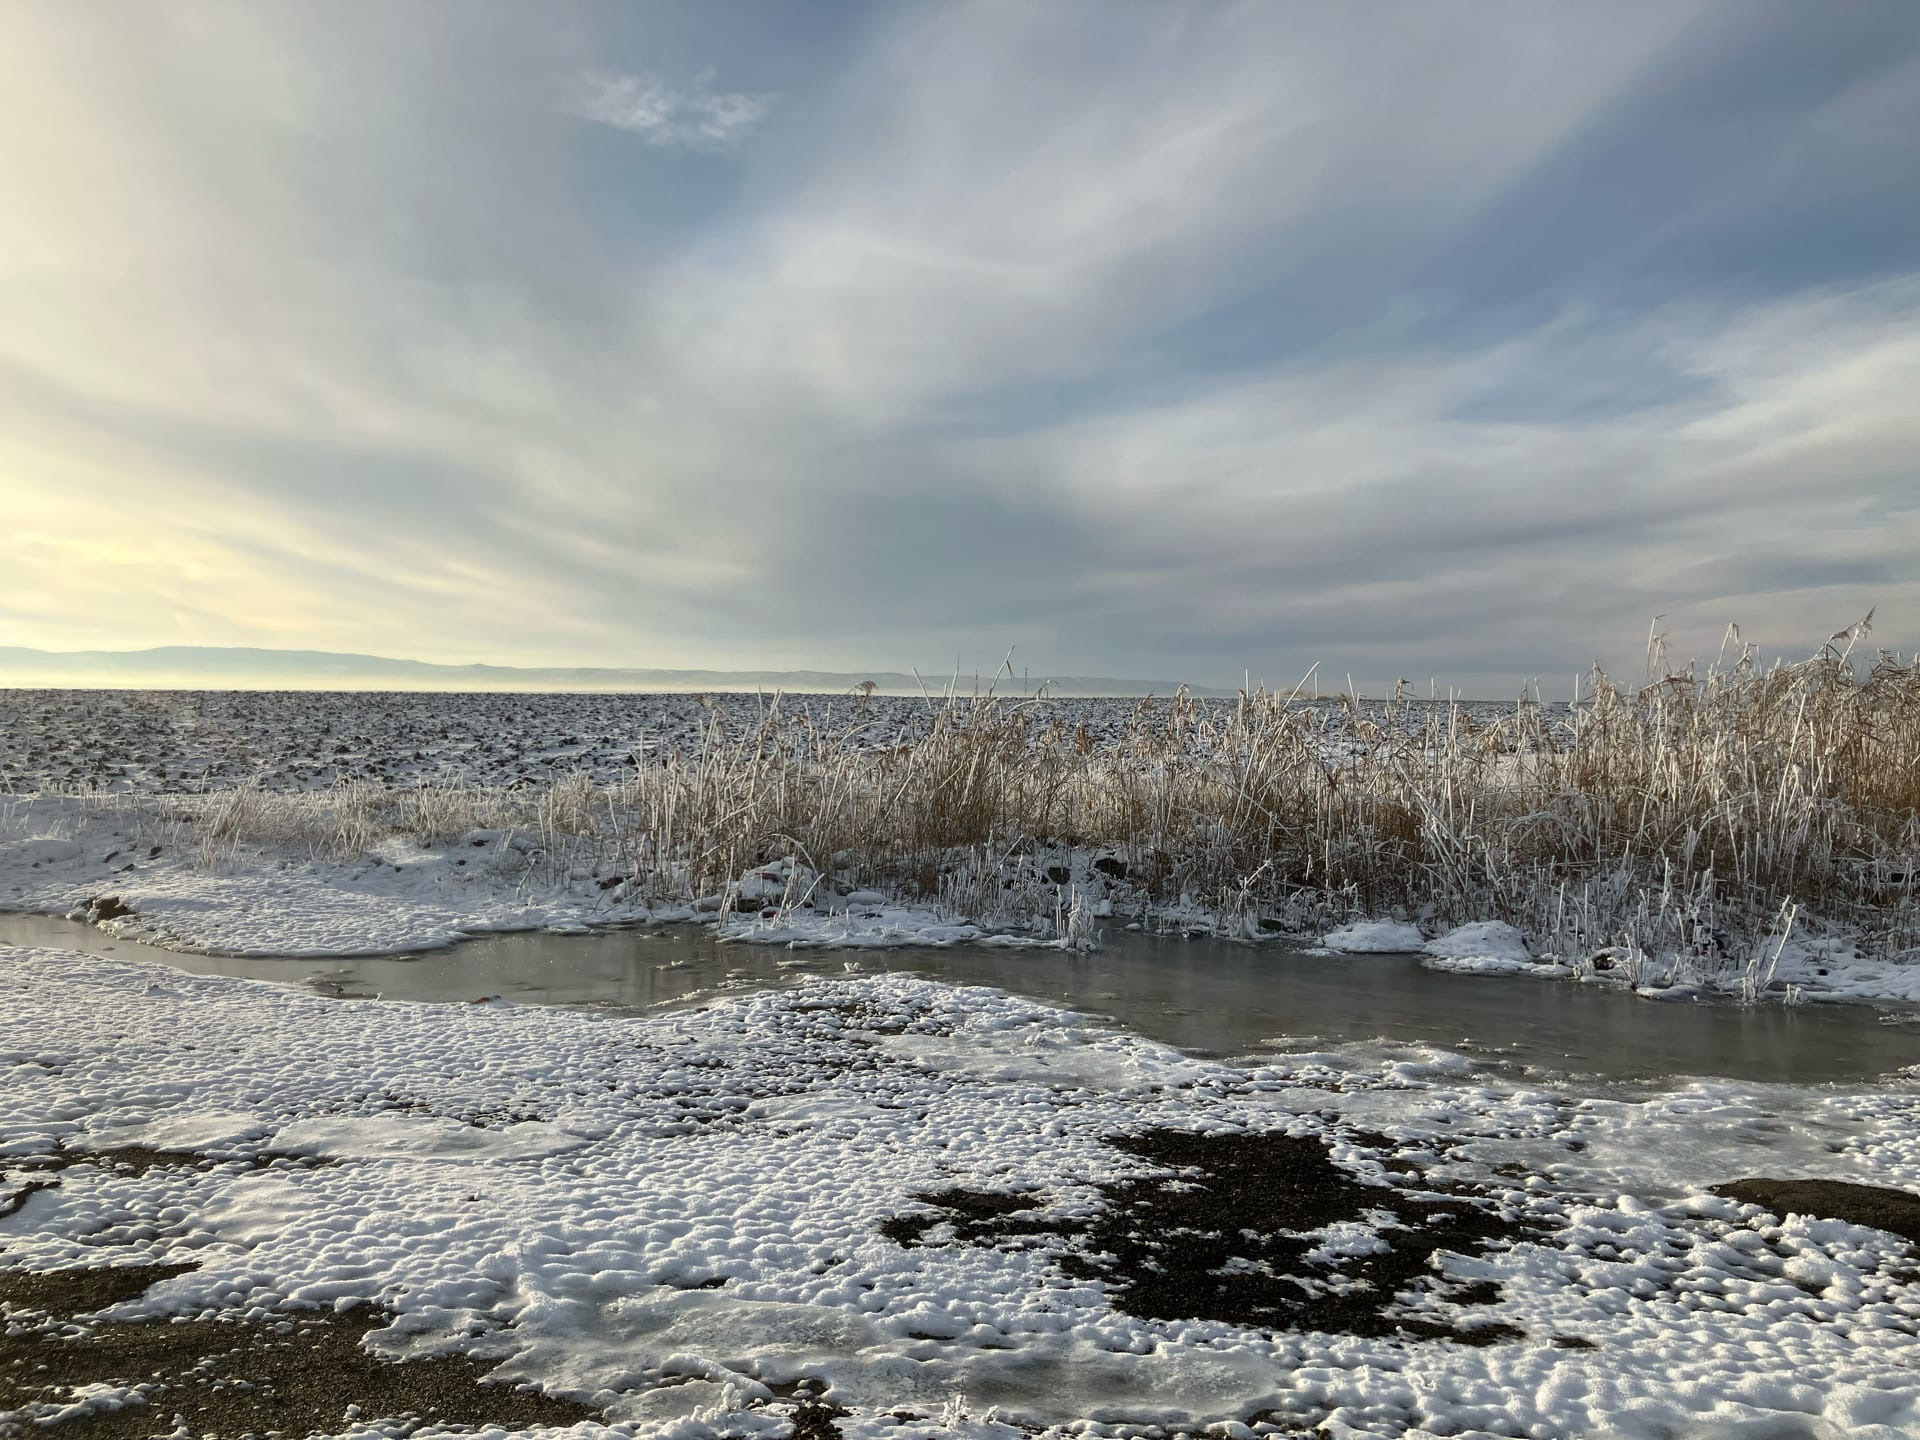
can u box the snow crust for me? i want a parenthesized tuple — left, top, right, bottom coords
(1424, 921, 1532, 963)
(7, 945, 1920, 1439)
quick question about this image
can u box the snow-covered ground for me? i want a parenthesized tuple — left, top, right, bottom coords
(6, 945, 1920, 1440)
(0, 690, 917, 794)
(0, 796, 1101, 958)
(5, 689, 1916, 1437)
(0, 690, 1522, 795)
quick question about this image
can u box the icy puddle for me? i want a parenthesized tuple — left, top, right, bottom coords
(3, 911, 1918, 1083)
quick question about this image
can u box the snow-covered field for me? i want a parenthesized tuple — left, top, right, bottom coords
(0, 690, 917, 794)
(7, 945, 1920, 1440)
(5, 690, 1466, 795)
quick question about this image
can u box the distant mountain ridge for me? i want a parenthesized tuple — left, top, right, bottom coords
(0, 645, 1238, 698)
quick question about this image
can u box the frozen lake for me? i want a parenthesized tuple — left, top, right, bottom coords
(3, 912, 1915, 1083)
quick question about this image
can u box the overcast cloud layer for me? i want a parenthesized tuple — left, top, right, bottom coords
(1, 1, 1916, 692)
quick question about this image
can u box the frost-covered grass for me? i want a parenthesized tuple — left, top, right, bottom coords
(620, 634, 1920, 975)
(4, 624, 1918, 987)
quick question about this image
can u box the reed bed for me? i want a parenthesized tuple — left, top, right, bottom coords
(75, 627, 1920, 970)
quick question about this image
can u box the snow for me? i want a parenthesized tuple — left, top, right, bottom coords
(0, 836, 83, 867)
(1424, 920, 1532, 963)
(715, 860, 1095, 952)
(1328, 920, 1544, 970)
(1767, 936, 1920, 1007)
(1321, 920, 1427, 953)
(7, 944, 1920, 1439)
(1420, 921, 1544, 975)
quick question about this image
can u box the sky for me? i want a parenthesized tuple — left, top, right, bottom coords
(1, 1, 1916, 693)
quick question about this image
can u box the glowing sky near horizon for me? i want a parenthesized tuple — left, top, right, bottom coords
(1, 1, 1916, 691)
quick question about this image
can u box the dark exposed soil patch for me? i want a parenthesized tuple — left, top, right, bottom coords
(1713, 1178, 1920, 1245)
(789, 1398, 852, 1440)
(879, 1187, 1065, 1248)
(0, 1264, 598, 1437)
(848, 1128, 1520, 1351)
(1062, 1128, 1526, 1343)
(10, 1147, 332, 1182)
(11, 1147, 208, 1179)
(883, 1129, 1525, 1344)
(73, 1146, 216, 1177)
(0, 1263, 199, 1319)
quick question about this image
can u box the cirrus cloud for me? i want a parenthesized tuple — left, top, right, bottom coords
(561, 68, 772, 150)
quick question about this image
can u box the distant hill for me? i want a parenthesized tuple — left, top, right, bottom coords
(0, 645, 1238, 698)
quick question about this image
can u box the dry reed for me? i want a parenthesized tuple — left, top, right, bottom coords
(84, 625, 1920, 973)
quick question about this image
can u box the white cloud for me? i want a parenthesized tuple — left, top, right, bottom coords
(0, 3, 1913, 686)
(561, 69, 771, 149)
(945, 277, 1920, 677)
(657, 2, 1706, 419)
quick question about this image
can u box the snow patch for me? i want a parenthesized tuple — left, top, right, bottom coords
(1424, 919, 1532, 964)
(1321, 920, 1427, 953)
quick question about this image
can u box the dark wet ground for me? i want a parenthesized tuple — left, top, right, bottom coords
(1714, 1177, 1920, 1244)
(0, 1151, 597, 1436)
(1060, 1128, 1527, 1344)
(0, 1264, 598, 1439)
